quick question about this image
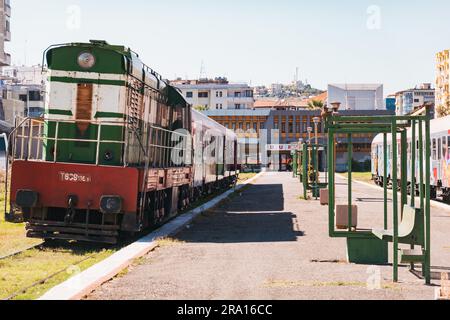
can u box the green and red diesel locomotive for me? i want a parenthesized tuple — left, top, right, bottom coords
(8, 40, 238, 244)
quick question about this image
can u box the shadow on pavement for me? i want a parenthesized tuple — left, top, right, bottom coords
(226, 184, 284, 212)
(177, 211, 303, 243)
(176, 184, 304, 243)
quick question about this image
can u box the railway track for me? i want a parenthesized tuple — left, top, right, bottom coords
(0, 242, 44, 261)
(0, 233, 146, 300)
(3, 252, 99, 300)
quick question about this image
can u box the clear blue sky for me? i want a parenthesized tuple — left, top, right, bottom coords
(8, 0, 450, 95)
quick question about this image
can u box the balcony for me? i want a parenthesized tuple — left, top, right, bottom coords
(227, 96, 254, 103)
(4, 30, 10, 42)
(0, 52, 11, 66)
(4, 2, 11, 17)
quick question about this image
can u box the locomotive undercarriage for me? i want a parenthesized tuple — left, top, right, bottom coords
(23, 206, 122, 244)
(23, 176, 235, 245)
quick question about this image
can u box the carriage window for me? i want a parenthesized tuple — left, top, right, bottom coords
(438, 138, 442, 160)
(448, 136, 450, 159)
(442, 137, 447, 160)
(432, 139, 436, 160)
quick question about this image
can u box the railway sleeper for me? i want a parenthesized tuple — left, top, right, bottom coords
(26, 225, 119, 237)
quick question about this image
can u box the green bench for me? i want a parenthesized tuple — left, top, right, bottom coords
(372, 205, 425, 263)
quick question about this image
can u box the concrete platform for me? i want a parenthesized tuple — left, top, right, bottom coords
(38, 173, 263, 300)
(87, 172, 450, 300)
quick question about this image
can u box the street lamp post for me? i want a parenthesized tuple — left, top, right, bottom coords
(313, 117, 320, 146)
(307, 126, 313, 186)
(312, 117, 321, 197)
(329, 102, 341, 202)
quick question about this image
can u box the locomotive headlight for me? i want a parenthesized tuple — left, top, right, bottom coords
(77, 52, 96, 69)
(100, 196, 122, 214)
(16, 190, 39, 208)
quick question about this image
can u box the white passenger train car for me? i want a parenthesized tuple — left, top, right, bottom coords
(372, 115, 450, 203)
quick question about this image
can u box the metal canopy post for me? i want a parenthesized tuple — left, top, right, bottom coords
(348, 134, 353, 232)
(391, 119, 399, 282)
(410, 120, 416, 271)
(383, 133, 388, 230)
(401, 130, 408, 217)
(425, 116, 431, 285)
(328, 128, 335, 236)
(410, 120, 416, 207)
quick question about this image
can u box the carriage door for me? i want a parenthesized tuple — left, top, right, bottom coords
(76, 83, 93, 134)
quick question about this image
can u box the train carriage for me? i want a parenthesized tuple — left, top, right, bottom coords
(372, 115, 450, 203)
(191, 109, 238, 196)
(8, 40, 238, 244)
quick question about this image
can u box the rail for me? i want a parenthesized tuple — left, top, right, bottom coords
(9, 117, 189, 166)
(11, 117, 127, 165)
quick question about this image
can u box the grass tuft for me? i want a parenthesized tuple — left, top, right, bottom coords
(156, 237, 185, 247)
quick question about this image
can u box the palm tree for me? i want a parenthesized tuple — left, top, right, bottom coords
(193, 105, 209, 112)
(307, 100, 324, 110)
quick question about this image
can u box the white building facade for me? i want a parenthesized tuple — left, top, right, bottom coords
(2, 65, 46, 85)
(2, 84, 43, 118)
(0, 0, 11, 67)
(172, 78, 254, 110)
(395, 83, 435, 116)
(327, 84, 384, 110)
(1, 65, 45, 120)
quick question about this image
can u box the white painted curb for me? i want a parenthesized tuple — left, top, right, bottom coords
(38, 172, 264, 300)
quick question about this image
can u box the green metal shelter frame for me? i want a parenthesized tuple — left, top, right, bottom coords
(295, 143, 328, 200)
(323, 107, 432, 285)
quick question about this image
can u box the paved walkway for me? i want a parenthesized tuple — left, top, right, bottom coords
(88, 172, 450, 300)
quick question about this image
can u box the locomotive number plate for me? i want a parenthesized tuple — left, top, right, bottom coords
(59, 171, 92, 183)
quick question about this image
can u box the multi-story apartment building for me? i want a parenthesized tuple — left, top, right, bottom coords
(1, 65, 46, 119)
(2, 84, 43, 118)
(436, 49, 450, 118)
(0, 0, 11, 67)
(269, 83, 283, 96)
(2, 65, 46, 85)
(1, 65, 45, 119)
(395, 83, 435, 117)
(327, 84, 384, 111)
(171, 77, 254, 110)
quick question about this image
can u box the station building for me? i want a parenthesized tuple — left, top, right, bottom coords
(204, 107, 394, 172)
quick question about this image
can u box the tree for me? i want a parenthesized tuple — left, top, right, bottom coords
(307, 100, 324, 110)
(193, 105, 209, 111)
